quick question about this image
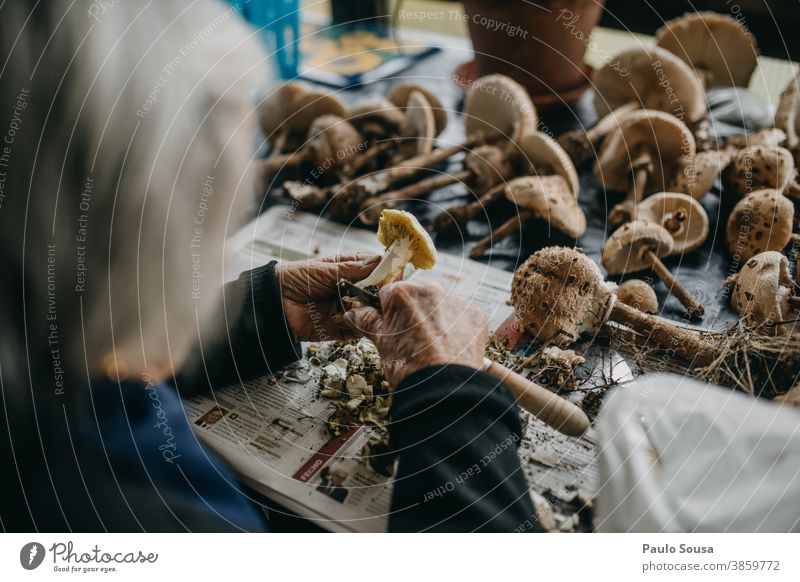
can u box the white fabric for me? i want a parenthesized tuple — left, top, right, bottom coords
(594, 373, 800, 532)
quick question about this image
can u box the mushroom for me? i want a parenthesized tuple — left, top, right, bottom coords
(722, 144, 800, 200)
(357, 144, 513, 225)
(602, 220, 704, 318)
(726, 188, 799, 262)
(632, 192, 710, 255)
(395, 90, 437, 159)
(346, 99, 405, 141)
(510, 246, 716, 364)
(667, 149, 732, 199)
(655, 11, 759, 89)
(468, 174, 586, 257)
(726, 251, 798, 334)
(559, 47, 705, 165)
(258, 82, 309, 149)
(354, 210, 437, 289)
(616, 280, 659, 314)
(432, 130, 578, 236)
(387, 83, 448, 136)
(775, 72, 800, 154)
(595, 109, 696, 225)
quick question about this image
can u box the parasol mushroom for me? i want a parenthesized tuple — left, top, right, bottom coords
(722, 144, 800, 200)
(632, 192, 710, 255)
(559, 47, 705, 165)
(726, 188, 799, 262)
(726, 251, 798, 334)
(357, 144, 513, 225)
(511, 246, 716, 363)
(595, 109, 696, 225)
(602, 220, 705, 318)
(616, 280, 659, 314)
(655, 11, 759, 89)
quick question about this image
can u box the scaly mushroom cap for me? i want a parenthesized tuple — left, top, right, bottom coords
(511, 246, 616, 344)
(399, 90, 436, 157)
(376, 209, 437, 270)
(655, 11, 758, 89)
(306, 115, 363, 169)
(464, 75, 538, 143)
(723, 145, 796, 198)
(775, 72, 800, 149)
(286, 91, 347, 136)
(602, 220, 675, 276)
(729, 251, 795, 332)
(387, 83, 447, 135)
(347, 99, 405, 135)
(515, 131, 580, 198)
(633, 192, 709, 255)
(667, 149, 732, 199)
(464, 145, 513, 189)
(594, 47, 707, 124)
(504, 176, 587, 239)
(258, 82, 308, 138)
(616, 280, 659, 314)
(726, 189, 795, 261)
(594, 109, 696, 195)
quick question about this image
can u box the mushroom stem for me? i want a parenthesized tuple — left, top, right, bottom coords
(788, 296, 800, 309)
(431, 182, 507, 234)
(343, 141, 392, 177)
(787, 183, 800, 200)
(630, 164, 650, 203)
(642, 250, 705, 318)
(469, 209, 534, 257)
(358, 170, 473, 225)
(260, 149, 309, 176)
(608, 301, 715, 365)
(558, 101, 638, 164)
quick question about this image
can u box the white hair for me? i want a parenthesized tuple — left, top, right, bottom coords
(0, 1, 267, 391)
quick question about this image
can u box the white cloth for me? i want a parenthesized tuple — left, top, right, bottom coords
(594, 373, 800, 532)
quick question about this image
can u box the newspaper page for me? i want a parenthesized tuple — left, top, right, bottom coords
(184, 206, 627, 531)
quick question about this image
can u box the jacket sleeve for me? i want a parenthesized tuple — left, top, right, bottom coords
(174, 261, 301, 396)
(388, 364, 539, 532)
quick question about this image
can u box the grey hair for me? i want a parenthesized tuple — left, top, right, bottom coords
(0, 1, 267, 394)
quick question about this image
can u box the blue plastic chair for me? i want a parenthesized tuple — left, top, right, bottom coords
(227, 0, 300, 79)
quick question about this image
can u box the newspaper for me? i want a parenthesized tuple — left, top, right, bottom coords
(184, 206, 628, 531)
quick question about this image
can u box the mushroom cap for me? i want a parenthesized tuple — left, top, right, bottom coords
(285, 91, 347, 135)
(594, 109, 696, 194)
(399, 90, 436, 157)
(723, 145, 796, 197)
(504, 176, 587, 239)
(729, 251, 794, 331)
(726, 189, 795, 261)
(515, 131, 580, 197)
(633, 192, 709, 255)
(602, 220, 675, 276)
(464, 74, 538, 143)
(510, 246, 616, 344)
(306, 115, 363, 168)
(655, 11, 758, 89)
(387, 83, 447, 135)
(775, 72, 800, 149)
(258, 82, 308, 138)
(376, 209, 437, 270)
(616, 280, 659, 314)
(667, 149, 731, 199)
(594, 46, 707, 125)
(347, 99, 405, 134)
(464, 145, 512, 189)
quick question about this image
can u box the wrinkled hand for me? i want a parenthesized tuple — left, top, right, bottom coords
(343, 282, 488, 386)
(277, 254, 379, 342)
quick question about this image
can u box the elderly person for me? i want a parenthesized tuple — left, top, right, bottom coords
(0, 1, 535, 532)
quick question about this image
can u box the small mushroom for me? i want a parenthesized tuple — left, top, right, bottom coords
(510, 246, 716, 363)
(559, 47, 705, 165)
(355, 209, 437, 289)
(463, 74, 538, 144)
(387, 83, 448, 136)
(633, 192, 710, 255)
(667, 149, 732, 199)
(595, 109, 696, 225)
(726, 251, 797, 334)
(357, 144, 513, 225)
(432, 131, 578, 236)
(722, 144, 800, 200)
(726, 188, 798, 262)
(616, 280, 659, 314)
(258, 82, 309, 147)
(396, 90, 437, 159)
(346, 99, 405, 141)
(468, 174, 586, 257)
(602, 220, 704, 318)
(655, 11, 759, 89)
(775, 72, 800, 154)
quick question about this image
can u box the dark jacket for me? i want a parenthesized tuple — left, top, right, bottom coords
(0, 262, 536, 532)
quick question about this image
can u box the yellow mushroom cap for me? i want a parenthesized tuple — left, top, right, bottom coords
(376, 209, 437, 270)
